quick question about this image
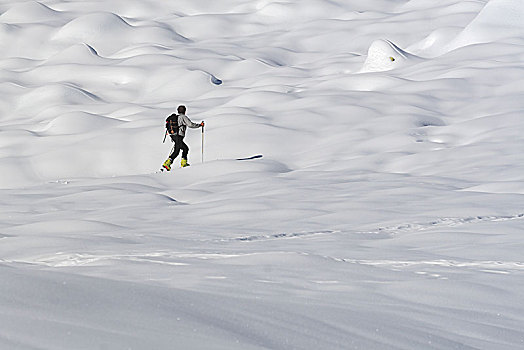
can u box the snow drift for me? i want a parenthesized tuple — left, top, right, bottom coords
(361, 39, 423, 72)
(448, 0, 524, 50)
(1, 0, 524, 349)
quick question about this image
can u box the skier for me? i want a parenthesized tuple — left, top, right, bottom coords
(162, 105, 204, 171)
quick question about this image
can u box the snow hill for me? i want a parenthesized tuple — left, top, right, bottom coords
(1, 0, 524, 349)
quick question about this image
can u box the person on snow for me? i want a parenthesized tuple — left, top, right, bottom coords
(162, 105, 204, 171)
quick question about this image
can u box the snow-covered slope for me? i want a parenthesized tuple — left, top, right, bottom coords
(1, 1, 524, 349)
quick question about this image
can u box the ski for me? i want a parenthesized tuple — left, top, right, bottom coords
(236, 154, 263, 161)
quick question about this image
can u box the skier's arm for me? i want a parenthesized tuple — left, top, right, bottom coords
(181, 114, 202, 128)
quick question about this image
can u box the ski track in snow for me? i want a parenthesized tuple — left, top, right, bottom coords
(358, 212, 524, 236)
(216, 212, 524, 242)
(6, 212, 523, 277)
(2, 0, 524, 349)
(225, 229, 338, 242)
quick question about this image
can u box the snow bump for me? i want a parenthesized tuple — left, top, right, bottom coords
(43, 112, 123, 136)
(361, 39, 422, 73)
(449, 0, 524, 50)
(0, 1, 60, 24)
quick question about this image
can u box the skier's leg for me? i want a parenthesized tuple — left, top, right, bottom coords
(181, 140, 189, 160)
(181, 139, 190, 167)
(169, 135, 183, 160)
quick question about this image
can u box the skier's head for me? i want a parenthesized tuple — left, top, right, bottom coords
(177, 105, 186, 114)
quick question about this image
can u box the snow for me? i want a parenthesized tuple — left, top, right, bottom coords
(449, 0, 524, 50)
(361, 39, 423, 73)
(1, 0, 524, 349)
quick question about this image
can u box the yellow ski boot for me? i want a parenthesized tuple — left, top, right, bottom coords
(181, 158, 190, 168)
(162, 158, 173, 171)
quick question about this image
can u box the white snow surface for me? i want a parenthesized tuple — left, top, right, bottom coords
(1, 0, 524, 349)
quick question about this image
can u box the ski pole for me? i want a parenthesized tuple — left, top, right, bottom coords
(163, 130, 167, 143)
(201, 122, 205, 163)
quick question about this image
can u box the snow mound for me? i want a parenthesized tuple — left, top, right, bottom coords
(255, 0, 343, 21)
(408, 27, 463, 57)
(0, 1, 60, 24)
(16, 84, 99, 114)
(360, 39, 422, 73)
(53, 12, 133, 55)
(42, 112, 124, 135)
(45, 43, 103, 65)
(53, 12, 188, 56)
(448, 0, 524, 50)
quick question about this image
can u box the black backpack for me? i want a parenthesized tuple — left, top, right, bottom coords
(165, 113, 179, 135)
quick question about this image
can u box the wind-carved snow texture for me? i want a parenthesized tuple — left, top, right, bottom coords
(2, 0, 524, 349)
